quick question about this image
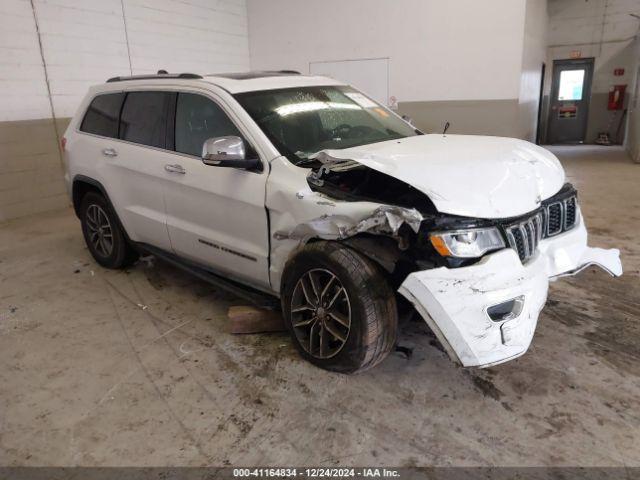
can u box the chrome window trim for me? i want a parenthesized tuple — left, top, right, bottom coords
(74, 87, 267, 175)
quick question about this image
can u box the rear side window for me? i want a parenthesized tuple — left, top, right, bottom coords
(119, 92, 170, 148)
(175, 93, 243, 157)
(80, 93, 125, 138)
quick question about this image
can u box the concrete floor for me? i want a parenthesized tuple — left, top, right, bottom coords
(0, 146, 638, 467)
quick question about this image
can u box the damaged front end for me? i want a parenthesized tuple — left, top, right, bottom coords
(274, 204, 423, 243)
(399, 212, 622, 367)
(267, 152, 449, 290)
(397, 193, 623, 368)
(267, 151, 623, 369)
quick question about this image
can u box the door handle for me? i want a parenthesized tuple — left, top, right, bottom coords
(102, 148, 118, 157)
(164, 164, 186, 174)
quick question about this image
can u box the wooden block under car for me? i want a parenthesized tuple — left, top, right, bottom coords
(228, 306, 285, 334)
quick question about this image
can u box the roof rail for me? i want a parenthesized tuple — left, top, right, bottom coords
(278, 70, 301, 74)
(106, 72, 203, 83)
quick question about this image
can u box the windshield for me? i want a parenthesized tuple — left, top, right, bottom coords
(234, 86, 418, 165)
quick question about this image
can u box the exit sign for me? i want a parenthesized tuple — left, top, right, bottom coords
(614, 68, 625, 76)
(570, 50, 582, 59)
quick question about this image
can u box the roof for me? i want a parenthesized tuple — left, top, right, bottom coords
(212, 71, 301, 80)
(103, 70, 346, 94)
(202, 72, 345, 94)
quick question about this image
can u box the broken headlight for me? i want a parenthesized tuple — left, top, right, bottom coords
(429, 227, 505, 258)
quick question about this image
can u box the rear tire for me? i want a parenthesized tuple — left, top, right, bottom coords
(80, 191, 138, 269)
(281, 241, 398, 374)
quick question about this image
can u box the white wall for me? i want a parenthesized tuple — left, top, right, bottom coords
(0, 0, 250, 221)
(38, 0, 250, 119)
(247, 0, 528, 104)
(0, 0, 52, 122)
(0, 0, 64, 220)
(1, 0, 251, 121)
(519, 0, 548, 141)
(3, 0, 251, 121)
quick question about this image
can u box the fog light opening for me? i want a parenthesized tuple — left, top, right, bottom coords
(487, 296, 525, 322)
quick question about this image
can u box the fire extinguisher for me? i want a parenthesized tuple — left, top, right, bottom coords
(608, 85, 627, 110)
(597, 85, 629, 145)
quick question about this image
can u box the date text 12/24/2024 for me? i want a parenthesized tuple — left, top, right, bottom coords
(233, 468, 401, 478)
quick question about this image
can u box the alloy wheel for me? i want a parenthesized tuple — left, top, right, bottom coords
(290, 268, 352, 359)
(86, 204, 114, 257)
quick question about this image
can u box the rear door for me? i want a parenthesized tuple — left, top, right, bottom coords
(96, 90, 175, 251)
(162, 91, 271, 288)
(547, 58, 594, 144)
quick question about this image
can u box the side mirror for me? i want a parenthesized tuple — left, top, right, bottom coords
(202, 136, 260, 170)
(401, 115, 414, 126)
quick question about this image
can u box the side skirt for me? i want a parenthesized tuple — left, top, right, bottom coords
(135, 243, 280, 310)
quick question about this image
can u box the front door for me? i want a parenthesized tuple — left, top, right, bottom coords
(547, 58, 594, 144)
(163, 92, 271, 289)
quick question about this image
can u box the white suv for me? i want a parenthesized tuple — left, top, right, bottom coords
(63, 71, 622, 373)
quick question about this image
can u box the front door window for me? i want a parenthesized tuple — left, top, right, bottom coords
(174, 93, 243, 157)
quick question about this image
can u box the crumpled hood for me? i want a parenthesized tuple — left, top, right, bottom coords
(316, 134, 565, 219)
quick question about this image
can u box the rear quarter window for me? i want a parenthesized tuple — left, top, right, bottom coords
(80, 93, 125, 138)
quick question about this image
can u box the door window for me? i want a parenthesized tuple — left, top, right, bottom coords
(80, 93, 125, 138)
(119, 92, 170, 148)
(558, 70, 585, 101)
(175, 93, 243, 157)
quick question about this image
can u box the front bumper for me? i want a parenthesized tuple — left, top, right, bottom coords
(398, 213, 622, 367)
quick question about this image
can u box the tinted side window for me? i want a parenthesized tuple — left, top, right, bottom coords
(175, 93, 243, 157)
(80, 93, 125, 138)
(119, 92, 170, 148)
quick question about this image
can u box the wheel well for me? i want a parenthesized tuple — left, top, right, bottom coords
(298, 234, 429, 292)
(71, 176, 135, 247)
(284, 235, 403, 289)
(72, 180, 102, 218)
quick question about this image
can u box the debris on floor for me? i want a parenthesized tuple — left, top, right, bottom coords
(228, 306, 285, 334)
(138, 255, 155, 268)
(395, 345, 413, 359)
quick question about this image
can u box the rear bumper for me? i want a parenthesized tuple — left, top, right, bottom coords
(398, 213, 622, 367)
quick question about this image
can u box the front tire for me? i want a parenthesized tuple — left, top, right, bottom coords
(80, 192, 137, 269)
(281, 241, 398, 374)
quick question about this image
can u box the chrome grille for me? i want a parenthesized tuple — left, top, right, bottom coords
(564, 196, 577, 229)
(505, 195, 578, 264)
(546, 202, 563, 236)
(506, 212, 544, 263)
(544, 195, 578, 237)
